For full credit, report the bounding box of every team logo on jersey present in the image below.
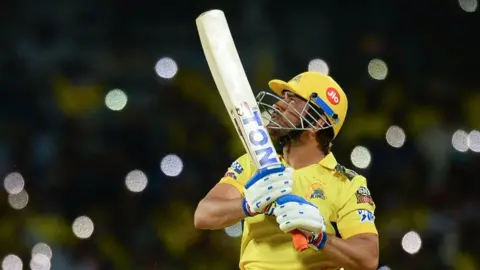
[230,161,244,174]
[306,182,326,200]
[310,188,325,200]
[357,209,375,223]
[355,186,374,206]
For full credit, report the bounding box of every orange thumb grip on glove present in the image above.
[291,230,309,251]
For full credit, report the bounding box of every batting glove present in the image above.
[274,194,328,250]
[242,164,293,216]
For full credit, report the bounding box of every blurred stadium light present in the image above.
[368,59,388,80]
[2,254,23,270]
[385,125,406,148]
[401,231,422,255]
[378,266,391,270]
[125,169,148,192]
[155,57,178,79]
[350,146,372,169]
[105,89,128,111]
[8,189,29,210]
[467,130,480,152]
[452,129,469,152]
[3,172,25,195]
[308,58,329,75]
[458,0,478,12]
[224,222,243,238]
[32,243,53,260]
[72,216,95,239]
[160,154,183,177]
[30,253,51,270]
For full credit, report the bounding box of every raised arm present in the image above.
[194,155,293,230]
[194,183,245,229]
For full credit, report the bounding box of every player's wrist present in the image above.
[309,232,328,250]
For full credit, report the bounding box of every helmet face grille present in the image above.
[255,91,336,132]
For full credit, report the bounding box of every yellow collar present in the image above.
[318,152,337,170]
[280,152,337,170]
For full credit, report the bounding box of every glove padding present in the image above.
[274,195,325,233]
[274,194,327,249]
[243,164,293,215]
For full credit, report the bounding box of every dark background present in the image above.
[0,0,479,269]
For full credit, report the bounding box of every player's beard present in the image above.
[266,111,301,140]
[267,126,289,141]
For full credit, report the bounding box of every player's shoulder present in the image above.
[232,153,252,167]
[332,163,366,184]
[228,153,253,175]
[331,163,373,205]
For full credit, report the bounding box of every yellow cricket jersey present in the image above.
[219,152,378,270]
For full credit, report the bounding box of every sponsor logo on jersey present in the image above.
[357,209,375,223]
[230,161,244,174]
[355,186,374,205]
[224,172,237,180]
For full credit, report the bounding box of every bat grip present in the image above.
[291,229,309,252]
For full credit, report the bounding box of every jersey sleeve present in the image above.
[218,154,253,196]
[335,175,378,239]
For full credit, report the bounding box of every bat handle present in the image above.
[291,230,309,252]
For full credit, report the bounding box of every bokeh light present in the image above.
[31,243,53,260]
[3,172,25,195]
[160,154,183,177]
[155,57,178,79]
[224,222,243,238]
[401,231,422,255]
[350,146,372,169]
[452,129,469,152]
[2,254,23,270]
[72,216,94,239]
[458,0,478,12]
[105,89,128,111]
[8,189,29,210]
[29,253,50,270]
[308,58,329,75]
[368,58,388,80]
[378,266,392,270]
[125,169,148,192]
[385,125,406,148]
[467,130,480,152]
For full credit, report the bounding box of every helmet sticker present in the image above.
[326,87,340,105]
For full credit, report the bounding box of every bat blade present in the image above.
[196,10,280,170]
[196,9,308,252]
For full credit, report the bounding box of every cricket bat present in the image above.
[196,9,309,252]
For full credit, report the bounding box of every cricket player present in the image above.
[194,72,379,270]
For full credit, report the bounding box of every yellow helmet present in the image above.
[267,72,348,139]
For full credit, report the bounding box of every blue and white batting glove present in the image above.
[274,194,328,250]
[242,164,293,216]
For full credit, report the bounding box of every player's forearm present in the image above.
[321,235,379,270]
[194,197,246,230]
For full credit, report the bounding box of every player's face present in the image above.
[267,91,309,138]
